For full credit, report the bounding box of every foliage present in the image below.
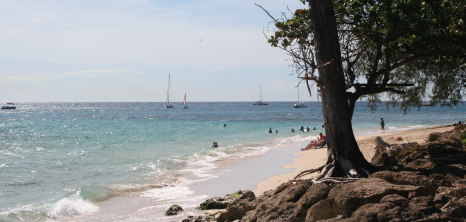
[461,131,466,145]
[261,0,466,114]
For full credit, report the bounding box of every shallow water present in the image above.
[0,102,463,221]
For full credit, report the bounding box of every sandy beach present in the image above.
[253,125,456,195]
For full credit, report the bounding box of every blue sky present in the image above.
[0,0,320,102]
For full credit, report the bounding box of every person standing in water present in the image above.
[269,127,272,133]
[380,118,385,131]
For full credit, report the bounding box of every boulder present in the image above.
[305,199,341,222]
[296,183,331,209]
[198,190,255,210]
[432,164,466,178]
[241,182,310,222]
[217,199,254,222]
[198,197,229,210]
[427,144,464,158]
[165,204,184,216]
[181,214,216,222]
[441,197,466,218]
[327,178,434,217]
[406,196,437,219]
[351,202,402,222]
[380,194,408,206]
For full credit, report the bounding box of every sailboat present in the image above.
[165,73,174,108]
[294,86,308,108]
[252,85,268,105]
[183,93,188,109]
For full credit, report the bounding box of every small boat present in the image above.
[252,85,268,105]
[183,93,188,109]
[1,103,16,110]
[293,86,308,108]
[166,73,174,108]
[421,101,432,106]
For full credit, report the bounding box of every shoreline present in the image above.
[253,125,455,195]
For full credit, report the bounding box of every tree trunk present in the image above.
[309,0,374,177]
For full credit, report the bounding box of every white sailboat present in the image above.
[294,86,307,108]
[166,73,174,108]
[252,85,268,105]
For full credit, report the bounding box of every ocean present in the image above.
[0,102,464,221]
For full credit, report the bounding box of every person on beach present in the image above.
[380,118,385,131]
[269,127,272,133]
[301,133,326,150]
[212,142,218,148]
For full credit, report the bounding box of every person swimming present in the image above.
[269,127,272,133]
[212,142,218,148]
[291,128,295,132]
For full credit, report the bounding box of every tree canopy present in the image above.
[260,0,466,115]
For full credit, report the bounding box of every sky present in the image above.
[0,0,321,102]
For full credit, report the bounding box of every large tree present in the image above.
[258,0,466,181]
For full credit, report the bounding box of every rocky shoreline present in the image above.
[178,125,466,222]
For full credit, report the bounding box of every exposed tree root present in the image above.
[290,161,363,184]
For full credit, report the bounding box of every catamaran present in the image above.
[183,93,188,109]
[252,85,268,105]
[166,73,174,108]
[293,86,308,108]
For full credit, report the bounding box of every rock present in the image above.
[371,170,434,187]
[427,144,464,158]
[380,194,408,206]
[198,197,229,210]
[441,197,466,218]
[406,196,437,219]
[305,199,341,222]
[165,204,184,216]
[217,199,254,222]
[182,214,216,222]
[241,182,310,222]
[351,202,402,222]
[327,178,435,217]
[296,183,331,209]
[432,164,466,178]
[198,190,255,210]
[229,190,256,201]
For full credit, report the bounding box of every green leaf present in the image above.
[461,131,466,144]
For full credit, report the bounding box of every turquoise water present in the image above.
[0,102,464,221]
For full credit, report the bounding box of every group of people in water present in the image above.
[270,125,324,134]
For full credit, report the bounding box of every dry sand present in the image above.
[253,125,455,195]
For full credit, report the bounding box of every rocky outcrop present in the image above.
[165,204,183,216]
[182,129,466,222]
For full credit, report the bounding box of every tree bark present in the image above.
[309,0,374,177]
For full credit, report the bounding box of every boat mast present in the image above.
[260,85,263,102]
[298,86,300,103]
[166,73,171,105]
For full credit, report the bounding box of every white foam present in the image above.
[47,194,99,219]
[141,186,194,200]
